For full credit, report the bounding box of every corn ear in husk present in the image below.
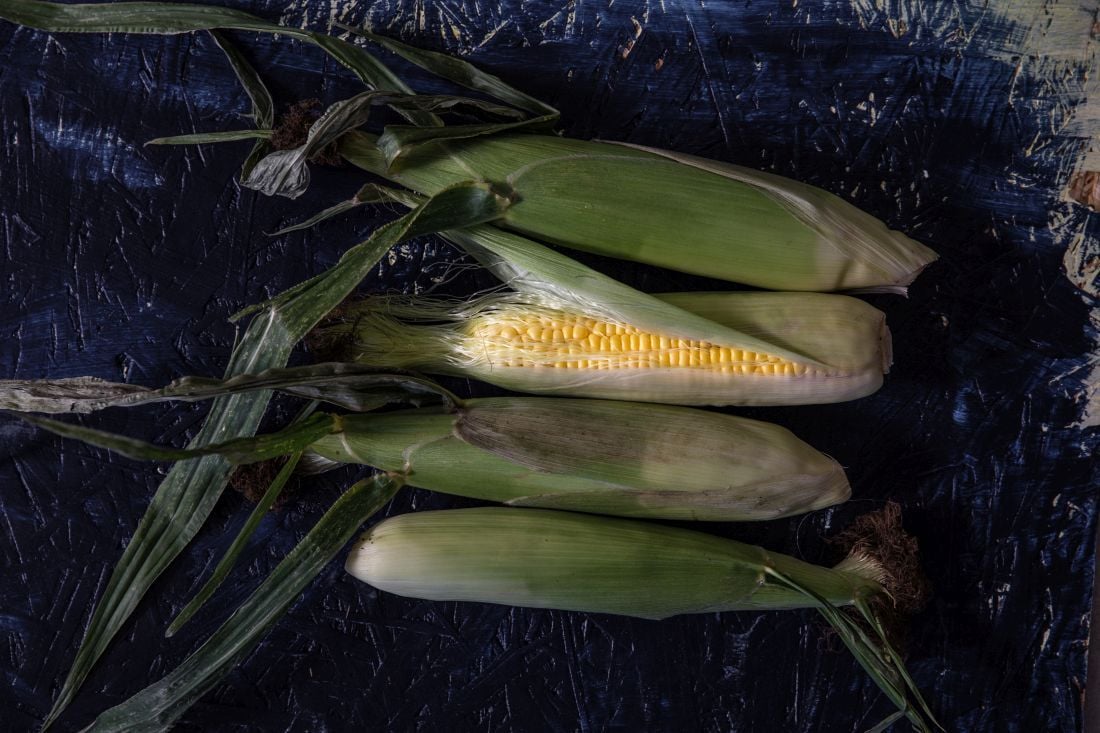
[308,396,851,521]
[347,507,875,616]
[339,131,937,293]
[13,386,851,522]
[345,506,938,731]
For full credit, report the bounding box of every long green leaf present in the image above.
[384,93,527,120]
[209,30,274,179]
[40,182,509,729]
[338,23,557,118]
[15,412,339,465]
[378,115,558,167]
[86,473,403,732]
[267,190,372,236]
[166,450,303,637]
[233,180,511,321]
[306,33,437,127]
[40,316,286,731]
[0,364,458,415]
[0,0,285,33]
[145,129,272,146]
[167,400,319,636]
[0,1,432,123]
[266,181,422,236]
[764,567,939,733]
[210,30,272,128]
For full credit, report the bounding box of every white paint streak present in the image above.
[1068,308,1100,428]
[991,1,1100,429]
[280,0,359,32]
[846,0,971,43]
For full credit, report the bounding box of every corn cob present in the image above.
[340,131,937,293]
[312,290,891,406]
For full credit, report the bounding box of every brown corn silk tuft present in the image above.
[228,457,297,507]
[830,502,932,649]
[271,99,343,166]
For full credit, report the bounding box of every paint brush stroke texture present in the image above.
[0,0,1097,731]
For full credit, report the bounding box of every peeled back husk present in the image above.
[311,290,892,406]
[339,131,937,293]
[308,396,850,521]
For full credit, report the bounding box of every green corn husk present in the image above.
[345,506,937,731]
[15,388,851,522]
[308,396,851,521]
[311,290,891,406]
[347,507,871,615]
[340,131,937,293]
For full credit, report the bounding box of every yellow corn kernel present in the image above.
[467,307,813,376]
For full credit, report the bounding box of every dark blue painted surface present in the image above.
[1,2,1097,731]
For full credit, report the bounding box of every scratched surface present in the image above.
[1,1,1098,731]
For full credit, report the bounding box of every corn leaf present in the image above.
[17,412,346,468]
[305,33,437,127]
[209,30,274,179]
[211,30,272,128]
[0,1,434,125]
[378,115,559,168]
[168,401,319,637]
[0,364,458,414]
[267,185,378,236]
[337,23,558,118]
[267,181,423,236]
[0,0,282,33]
[85,473,403,732]
[234,181,511,321]
[39,182,509,729]
[763,567,939,733]
[166,449,304,637]
[15,411,338,465]
[40,326,284,730]
[145,129,272,146]
[384,94,528,120]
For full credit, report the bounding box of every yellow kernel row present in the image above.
[471,310,808,375]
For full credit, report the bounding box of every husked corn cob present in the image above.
[312,291,891,406]
[340,131,937,293]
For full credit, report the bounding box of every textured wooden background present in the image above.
[1,1,1098,730]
